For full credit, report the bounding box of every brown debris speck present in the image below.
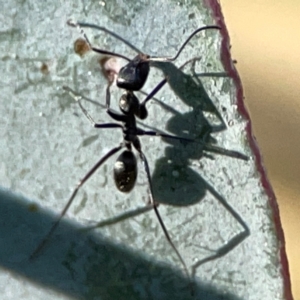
[74,38,91,57]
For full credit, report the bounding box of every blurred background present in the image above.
[221,1,300,298]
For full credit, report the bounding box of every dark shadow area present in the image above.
[147,61,249,274]
[150,60,226,133]
[149,60,234,206]
[0,188,243,300]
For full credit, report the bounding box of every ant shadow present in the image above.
[149,59,230,208]
[150,60,226,132]
[148,60,249,276]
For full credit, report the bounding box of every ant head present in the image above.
[117,54,150,91]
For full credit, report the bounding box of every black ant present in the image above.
[66,20,221,120]
[30,22,249,294]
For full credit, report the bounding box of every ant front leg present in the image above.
[63,86,99,126]
[63,86,122,130]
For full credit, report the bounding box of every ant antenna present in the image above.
[67,20,132,62]
[147,25,221,62]
[67,20,142,54]
[67,20,220,62]
[67,21,221,92]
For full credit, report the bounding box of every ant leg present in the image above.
[137,149,191,286]
[67,20,133,62]
[140,57,203,108]
[140,78,167,106]
[73,91,105,109]
[63,86,122,129]
[191,181,250,278]
[148,26,221,62]
[137,128,194,143]
[137,128,249,161]
[30,145,123,259]
[65,83,127,125]
[105,82,111,109]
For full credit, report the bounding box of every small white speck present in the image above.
[115,161,124,171]
[172,170,179,177]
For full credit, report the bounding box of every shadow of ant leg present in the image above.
[141,57,203,108]
[79,204,154,231]
[193,72,228,78]
[191,181,250,278]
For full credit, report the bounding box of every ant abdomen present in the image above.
[114,150,137,192]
